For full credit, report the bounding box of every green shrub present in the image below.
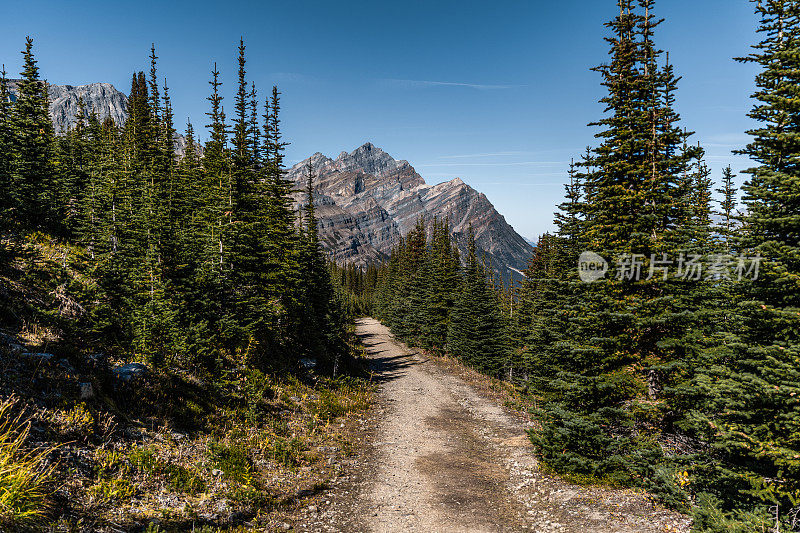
[93,448,126,478]
[89,477,134,502]
[208,441,253,484]
[59,402,95,441]
[128,446,157,473]
[161,462,205,494]
[129,446,205,494]
[312,389,348,421]
[270,436,303,468]
[691,493,776,532]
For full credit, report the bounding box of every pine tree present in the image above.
[715,165,738,253]
[447,227,506,376]
[11,37,56,230]
[203,63,230,274]
[684,1,800,521]
[525,4,705,505]
[419,218,460,354]
[297,163,338,366]
[0,65,14,228]
[261,86,303,349]
[262,86,296,273]
[55,97,90,235]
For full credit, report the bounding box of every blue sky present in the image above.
[1,0,760,240]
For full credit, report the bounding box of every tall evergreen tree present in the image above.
[685,1,800,522]
[0,65,14,227]
[447,228,507,376]
[419,218,460,354]
[526,4,706,508]
[11,37,56,230]
[298,163,337,365]
[715,165,738,253]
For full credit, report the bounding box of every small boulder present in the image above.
[79,382,94,400]
[299,358,317,370]
[112,363,150,382]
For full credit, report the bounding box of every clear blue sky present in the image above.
[1,0,760,240]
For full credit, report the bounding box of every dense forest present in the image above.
[0,37,372,531]
[355,1,800,530]
[0,38,347,372]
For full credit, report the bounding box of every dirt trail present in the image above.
[298,318,690,533]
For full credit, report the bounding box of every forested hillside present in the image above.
[0,37,373,531]
[359,1,800,530]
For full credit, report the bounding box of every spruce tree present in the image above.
[526,4,705,505]
[715,165,738,253]
[11,37,56,230]
[447,228,506,376]
[202,63,231,276]
[419,218,460,354]
[56,97,90,235]
[0,66,14,227]
[684,1,800,521]
[298,163,338,366]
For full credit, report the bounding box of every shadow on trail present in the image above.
[368,354,417,384]
[355,321,419,384]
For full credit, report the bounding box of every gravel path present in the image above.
[298,318,691,533]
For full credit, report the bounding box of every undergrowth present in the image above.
[0,397,56,529]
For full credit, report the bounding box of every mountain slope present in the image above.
[288,143,534,279]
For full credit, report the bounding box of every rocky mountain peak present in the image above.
[288,144,534,280]
[332,142,408,178]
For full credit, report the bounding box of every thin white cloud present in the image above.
[417,161,564,168]
[380,78,525,90]
[439,151,541,159]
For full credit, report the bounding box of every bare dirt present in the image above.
[297,318,691,533]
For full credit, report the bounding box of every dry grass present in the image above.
[0,396,56,529]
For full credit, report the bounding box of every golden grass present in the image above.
[0,396,56,528]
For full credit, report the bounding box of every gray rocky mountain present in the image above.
[288,143,534,279]
[6,79,128,132]
[6,79,194,154]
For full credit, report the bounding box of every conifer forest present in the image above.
[2,1,800,532]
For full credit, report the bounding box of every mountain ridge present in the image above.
[288,143,534,279]
[6,79,128,132]
[4,78,533,277]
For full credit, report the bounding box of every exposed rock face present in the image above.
[7,79,128,132]
[288,143,534,279]
[6,79,194,155]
